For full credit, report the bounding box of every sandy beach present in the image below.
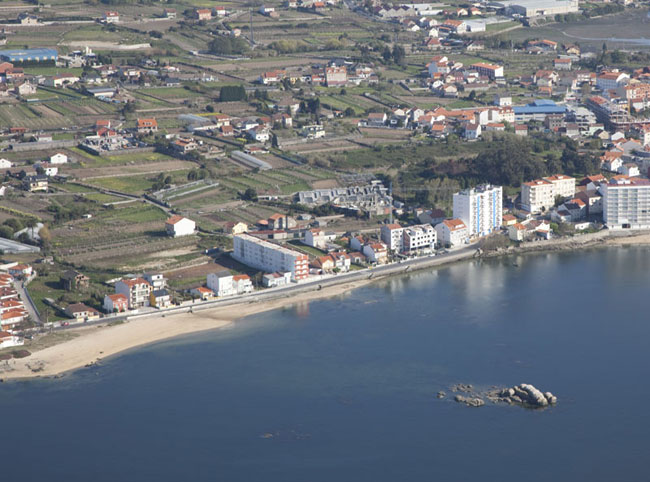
[0,278,372,381]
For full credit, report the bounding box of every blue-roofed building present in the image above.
[0,48,57,63]
[513,99,567,122]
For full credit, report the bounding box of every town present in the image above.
[1,0,650,355]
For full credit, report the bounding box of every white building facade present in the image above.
[233,234,309,281]
[435,219,469,247]
[403,224,436,252]
[453,185,503,237]
[380,224,404,252]
[602,178,650,230]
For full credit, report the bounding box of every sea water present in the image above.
[2,248,649,481]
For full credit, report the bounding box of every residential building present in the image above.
[330,252,351,272]
[435,218,468,247]
[362,243,388,264]
[23,175,48,192]
[103,11,119,23]
[61,270,89,291]
[403,224,436,253]
[380,224,404,252]
[66,303,100,322]
[453,185,503,237]
[225,221,248,235]
[311,255,335,273]
[190,287,213,300]
[150,289,172,308]
[115,278,152,309]
[8,264,32,278]
[262,272,292,288]
[0,331,23,349]
[521,175,575,213]
[472,62,504,80]
[207,271,253,296]
[233,234,309,281]
[103,293,129,313]
[194,8,212,20]
[143,273,166,290]
[602,177,650,230]
[304,228,335,250]
[137,118,158,134]
[325,66,347,86]
[165,215,195,237]
[597,71,629,92]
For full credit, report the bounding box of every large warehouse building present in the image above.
[493,0,579,17]
[0,48,58,62]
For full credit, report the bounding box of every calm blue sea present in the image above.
[2,248,650,481]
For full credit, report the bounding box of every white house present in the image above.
[165,215,195,237]
[380,223,404,252]
[304,228,335,250]
[435,218,468,247]
[0,159,12,169]
[49,152,68,164]
[207,271,253,297]
[362,242,388,264]
[262,271,291,288]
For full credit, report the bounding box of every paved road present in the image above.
[15,279,41,324]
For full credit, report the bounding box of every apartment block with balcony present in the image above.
[233,234,309,281]
[602,177,650,230]
[453,185,503,237]
[115,278,152,309]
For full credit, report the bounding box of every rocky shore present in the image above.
[446,383,557,409]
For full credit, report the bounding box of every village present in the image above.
[1,0,650,354]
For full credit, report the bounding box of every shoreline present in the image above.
[2,230,650,381]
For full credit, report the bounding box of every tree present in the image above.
[39,225,51,245]
[0,226,13,239]
[219,85,247,102]
[344,107,355,117]
[392,45,406,66]
[382,46,392,62]
[3,218,23,232]
[241,188,258,201]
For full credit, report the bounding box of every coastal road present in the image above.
[51,244,479,333]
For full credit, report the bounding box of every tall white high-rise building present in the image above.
[603,177,650,230]
[453,184,503,237]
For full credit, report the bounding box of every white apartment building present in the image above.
[521,175,575,213]
[453,185,503,237]
[380,224,404,252]
[435,218,469,247]
[143,272,166,290]
[233,234,309,281]
[207,271,253,296]
[115,278,152,309]
[403,224,436,252]
[602,177,650,230]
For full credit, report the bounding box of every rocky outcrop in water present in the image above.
[489,384,558,407]
[448,383,557,408]
[454,395,485,407]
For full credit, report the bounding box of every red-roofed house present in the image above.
[165,216,196,237]
[103,293,129,313]
[115,278,152,309]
